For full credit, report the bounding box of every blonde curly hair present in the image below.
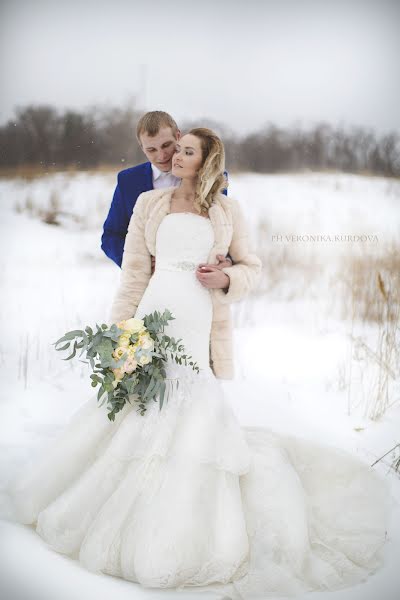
[187,128,228,215]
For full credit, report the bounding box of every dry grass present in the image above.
[371,443,400,477]
[341,246,400,420]
[340,242,400,323]
[253,219,323,300]
[0,164,118,181]
[15,188,91,227]
[14,190,64,226]
[40,190,62,225]
[253,218,400,421]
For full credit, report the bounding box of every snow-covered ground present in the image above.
[0,170,399,600]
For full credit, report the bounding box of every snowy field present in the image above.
[0,170,399,600]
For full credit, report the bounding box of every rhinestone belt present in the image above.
[156,260,198,272]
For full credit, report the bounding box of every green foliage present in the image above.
[54,310,199,421]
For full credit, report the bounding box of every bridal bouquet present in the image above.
[54,309,199,421]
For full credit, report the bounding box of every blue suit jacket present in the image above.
[101,161,228,267]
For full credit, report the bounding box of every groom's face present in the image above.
[139,126,181,172]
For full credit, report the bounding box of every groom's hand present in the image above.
[196,265,230,291]
[198,254,232,271]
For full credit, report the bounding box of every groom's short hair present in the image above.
[136,111,179,143]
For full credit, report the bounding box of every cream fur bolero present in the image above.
[110,187,262,379]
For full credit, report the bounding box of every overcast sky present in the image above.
[1,0,399,135]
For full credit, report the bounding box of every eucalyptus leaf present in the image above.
[55,342,70,352]
[54,309,199,419]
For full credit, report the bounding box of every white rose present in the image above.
[140,335,154,350]
[139,354,151,365]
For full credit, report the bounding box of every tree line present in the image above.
[0,104,399,177]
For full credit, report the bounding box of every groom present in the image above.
[101,110,232,285]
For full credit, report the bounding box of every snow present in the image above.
[0,170,399,600]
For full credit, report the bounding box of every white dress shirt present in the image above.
[151,164,181,189]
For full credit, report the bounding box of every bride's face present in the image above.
[171,134,203,179]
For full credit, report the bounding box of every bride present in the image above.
[10,128,391,599]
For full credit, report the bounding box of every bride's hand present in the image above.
[198,254,232,271]
[196,265,230,290]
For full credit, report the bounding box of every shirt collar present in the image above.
[151,163,172,181]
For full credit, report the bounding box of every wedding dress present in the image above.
[9,212,391,599]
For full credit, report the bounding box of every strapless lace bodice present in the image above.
[154,212,214,271]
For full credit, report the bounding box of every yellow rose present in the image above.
[126,345,137,358]
[113,346,127,360]
[120,318,145,334]
[118,332,131,348]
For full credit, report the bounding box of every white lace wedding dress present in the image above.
[10,213,391,599]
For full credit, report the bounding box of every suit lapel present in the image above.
[144,162,154,191]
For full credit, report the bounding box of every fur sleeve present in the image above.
[215,198,262,304]
[109,192,152,324]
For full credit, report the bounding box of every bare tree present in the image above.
[0,104,398,178]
